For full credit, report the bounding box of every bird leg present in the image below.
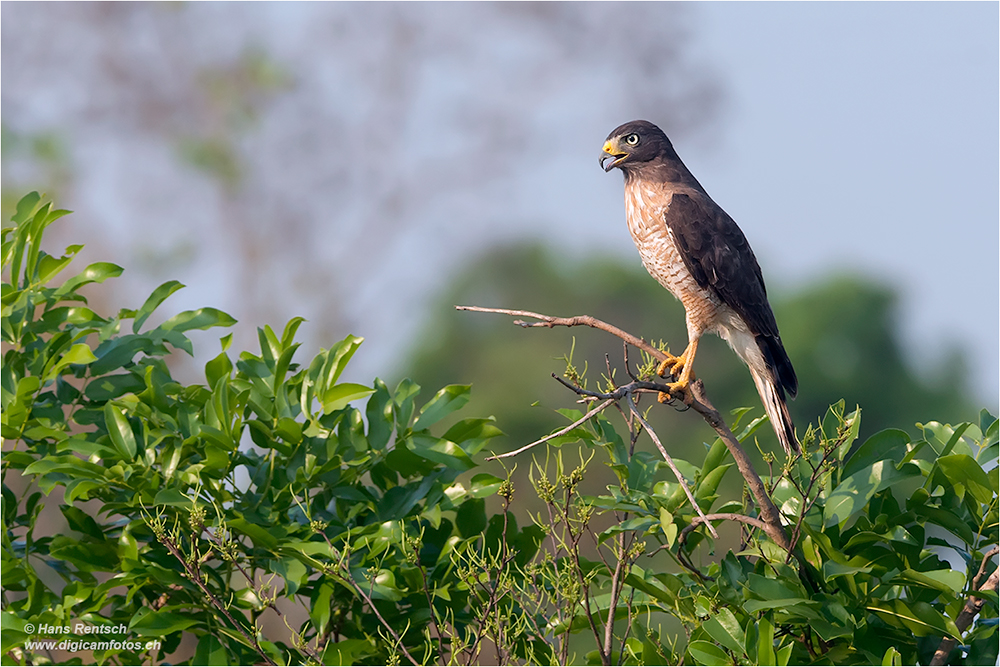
[656,338,699,402]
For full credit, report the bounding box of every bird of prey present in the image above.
[600,120,799,455]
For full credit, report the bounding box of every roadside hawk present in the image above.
[600,120,799,455]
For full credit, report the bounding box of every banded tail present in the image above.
[746,334,799,455]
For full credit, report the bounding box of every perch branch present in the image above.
[457,305,792,552]
[456,306,661,359]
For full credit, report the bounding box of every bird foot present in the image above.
[656,379,691,403]
[655,352,694,402]
[655,353,692,382]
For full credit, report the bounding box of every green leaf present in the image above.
[37,247,80,285]
[310,583,334,635]
[153,489,199,507]
[702,435,730,474]
[823,460,921,527]
[702,608,745,655]
[52,262,124,299]
[659,508,678,547]
[687,639,732,666]
[272,557,308,597]
[934,454,995,505]
[393,378,421,429]
[12,191,41,223]
[755,614,775,666]
[84,373,145,403]
[1,611,29,653]
[822,561,872,580]
[470,473,504,498]
[133,280,185,332]
[43,343,97,382]
[321,638,376,666]
[365,378,393,450]
[23,455,109,480]
[843,428,910,479]
[323,334,364,389]
[104,403,137,460]
[746,573,802,601]
[442,417,503,448]
[413,384,471,430]
[61,505,106,540]
[230,517,280,551]
[322,382,376,414]
[159,307,236,332]
[867,599,962,639]
[281,316,306,348]
[696,463,733,503]
[894,568,965,594]
[129,609,197,637]
[743,598,814,613]
[456,497,487,537]
[205,351,234,389]
[49,538,119,570]
[275,417,303,445]
[409,434,476,472]
[193,635,229,665]
[882,647,902,666]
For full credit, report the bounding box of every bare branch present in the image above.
[455,306,663,360]
[486,398,614,461]
[930,547,1000,665]
[625,394,718,539]
[679,512,771,539]
[158,531,277,666]
[459,305,792,552]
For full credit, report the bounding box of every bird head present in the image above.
[600,120,673,172]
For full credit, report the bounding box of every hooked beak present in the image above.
[600,139,627,172]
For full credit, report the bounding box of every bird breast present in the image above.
[622,177,727,338]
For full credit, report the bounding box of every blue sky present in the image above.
[684,2,999,402]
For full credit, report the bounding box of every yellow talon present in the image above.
[655,354,684,379]
[655,339,700,401]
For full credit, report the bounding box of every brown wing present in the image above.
[665,192,798,397]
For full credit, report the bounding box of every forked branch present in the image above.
[456,305,791,552]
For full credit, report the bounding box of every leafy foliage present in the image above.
[2,194,996,666]
[2,193,505,664]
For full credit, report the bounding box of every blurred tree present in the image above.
[0,2,722,381]
[774,275,974,438]
[403,243,978,458]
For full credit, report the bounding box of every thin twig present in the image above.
[159,532,276,666]
[343,567,421,666]
[602,532,628,664]
[674,513,772,581]
[486,398,614,460]
[679,512,771,540]
[318,534,420,666]
[625,394,718,539]
[456,306,662,360]
[414,550,448,667]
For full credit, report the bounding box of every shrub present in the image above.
[2,193,996,665]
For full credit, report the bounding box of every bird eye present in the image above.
[625,133,640,146]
